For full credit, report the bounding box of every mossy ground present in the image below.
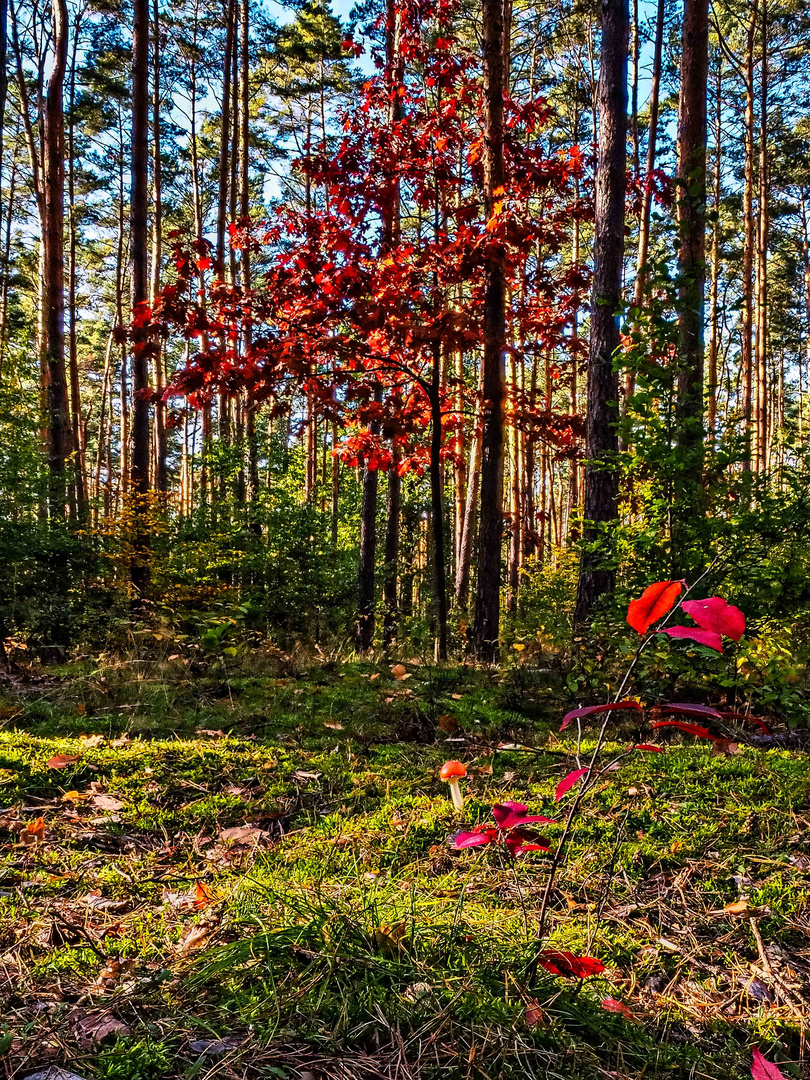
[0,652,807,1079]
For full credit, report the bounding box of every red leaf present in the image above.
[682,597,745,641]
[537,950,606,978]
[720,711,771,735]
[47,754,82,769]
[651,720,714,740]
[601,997,634,1019]
[555,768,589,801]
[633,743,663,753]
[492,802,556,829]
[627,581,683,634]
[454,829,495,849]
[560,700,642,731]
[658,625,724,652]
[653,702,723,719]
[751,1048,787,1080]
[525,1000,543,1027]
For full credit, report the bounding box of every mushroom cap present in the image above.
[440,759,467,781]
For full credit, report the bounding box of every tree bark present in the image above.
[130,0,151,599]
[673,0,709,502]
[356,0,403,651]
[574,0,628,624]
[741,0,758,471]
[67,11,85,519]
[43,0,70,521]
[473,0,508,661]
[151,0,167,495]
[707,53,722,443]
[754,0,768,474]
[383,452,401,650]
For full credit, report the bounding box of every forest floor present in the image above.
[0,652,808,1080]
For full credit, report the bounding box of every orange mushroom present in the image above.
[440,760,467,812]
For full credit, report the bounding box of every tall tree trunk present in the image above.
[673,0,709,538]
[239,0,259,525]
[215,0,234,509]
[707,53,722,443]
[67,12,85,520]
[331,420,339,545]
[573,0,629,624]
[43,0,70,521]
[473,0,508,661]
[130,0,151,599]
[625,0,664,403]
[383,452,401,650]
[754,0,768,474]
[151,0,167,495]
[356,399,380,651]
[800,192,810,444]
[356,0,403,651]
[741,0,758,471]
[430,345,449,660]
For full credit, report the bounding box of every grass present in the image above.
[0,650,807,1079]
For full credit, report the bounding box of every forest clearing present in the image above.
[0,0,809,1071]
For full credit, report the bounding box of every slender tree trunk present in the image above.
[43,0,70,521]
[630,0,639,179]
[707,54,722,443]
[331,420,339,545]
[673,0,709,528]
[473,0,508,661]
[67,13,85,520]
[754,0,768,474]
[356,399,380,651]
[151,0,167,495]
[741,0,758,470]
[800,193,810,444]
[574,0,629,624]
[130,0,151,599]
[215,0,234,509]
[356,0,403,651]
[0,149,15,377]
[507,350,520,612]
[383,451,401,650]
[430,348,449,660]
[625,0,664,403]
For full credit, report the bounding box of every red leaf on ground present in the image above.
[555,768,589,801]
[682,597,745,641]
[525,999,543,1027]
[560,700,642,731]
[651,720,715,739]
[47,753,81,769]
[751,1048,787,1080]
[627,581,683,634]
[658,625,724,651]
[538,950,606,978]
[601,996,634,1019]
[633,744,663,753]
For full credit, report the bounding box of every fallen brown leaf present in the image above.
[47,754,81,770]
[91,794,124,812]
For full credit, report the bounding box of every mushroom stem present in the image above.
[448,778,464,812]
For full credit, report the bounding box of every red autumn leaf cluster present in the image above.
[627,582,745,654]
[537,950,606,978]
[454,801,555,857]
